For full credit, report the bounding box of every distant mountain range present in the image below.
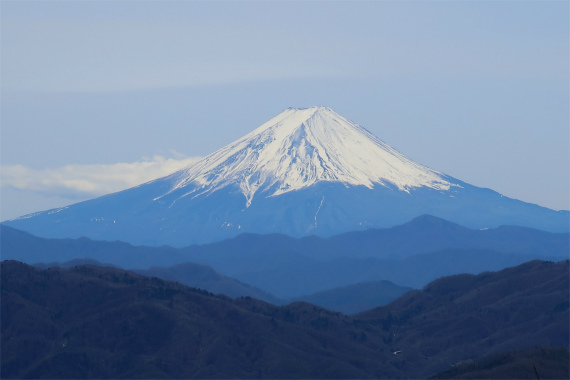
[4,107,568,246]
[292,280,412,315]
[32,258,283,306]
[3,215,567,299]
[2,259,568,379]
[32,257,414,315]
[3,105,567,379]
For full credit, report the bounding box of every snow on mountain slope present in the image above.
[159,107,457,207]
[4,106,568,247]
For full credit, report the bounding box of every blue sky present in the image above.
[1,1,569,220]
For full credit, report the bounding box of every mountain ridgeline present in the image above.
[2,260,568,379]
[2,215,567,299]
[3,107,568,246]
[2,106,568,378]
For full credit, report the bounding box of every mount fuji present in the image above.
[4,107,568,246]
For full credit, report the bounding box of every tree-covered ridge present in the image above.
[2,260,568,378]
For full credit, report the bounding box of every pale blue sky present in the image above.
[1,1,569,220]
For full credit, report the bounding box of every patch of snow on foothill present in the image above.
[158,107,457,206]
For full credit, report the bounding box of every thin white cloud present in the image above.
[1,155,200,197]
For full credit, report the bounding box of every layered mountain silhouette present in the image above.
[4,107,568,246]
[31,258,414,314]
[292,280,413,315]
[3,216,567,299]
[2,259,568,379]
[31,257,281,305]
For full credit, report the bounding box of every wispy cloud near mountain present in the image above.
[1,155,200,199]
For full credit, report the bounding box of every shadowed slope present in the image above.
[355,260,570,378]
[2,259,568,379]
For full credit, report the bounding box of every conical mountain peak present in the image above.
[5,107,568,247]
[161,107,456,207]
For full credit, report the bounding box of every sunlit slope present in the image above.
[5,107,568,246]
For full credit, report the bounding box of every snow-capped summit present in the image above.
[4,106,568,247]
[161,107,456,207]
